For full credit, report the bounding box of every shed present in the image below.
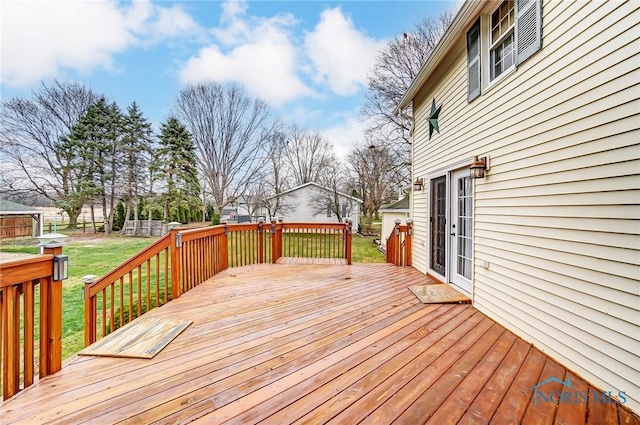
[379,196,410,250]
[0,199,44,240]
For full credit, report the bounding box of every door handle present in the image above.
[451,232,456,236]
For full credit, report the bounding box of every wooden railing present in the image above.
[83,234,172,346]
[277,222,352,264]
[386,220,412,266]
[84,221,353,345]
[0,246,63,401]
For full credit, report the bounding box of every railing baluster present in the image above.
[128,271,133,322]
[110,284,115,335]
[164,247,169,304]
[101,289,107,337]
[137,266,142,318]
[155,254,160,308]
[23,280,35,388]
[119,277,124,331]
[146,260,151,313]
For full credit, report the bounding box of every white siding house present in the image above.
[379,196,410,250]
[397,0,639,413]
[264,182,361,229]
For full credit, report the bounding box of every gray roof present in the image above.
[0,198,43,215]
[270,182,363,203]
[380,196,409,211]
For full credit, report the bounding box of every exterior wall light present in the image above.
[413,177,424,191]
[470,156,489,179]
[53,254,69,281]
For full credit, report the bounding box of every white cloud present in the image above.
[304,8,385,96]
[321,115,369,159]
[147,4,202,40]
[1,0,201,86]
[180,0,313,106]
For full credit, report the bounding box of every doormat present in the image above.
[409,284,471,304]
[79,317,192,359]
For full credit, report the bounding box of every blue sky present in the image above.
[1,0,456,156]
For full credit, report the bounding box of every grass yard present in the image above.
[1,236,159,358]
[352,234,386,263]
[1,230,385,359]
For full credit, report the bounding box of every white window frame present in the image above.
[489,0,516,82]
[467,0,542,101]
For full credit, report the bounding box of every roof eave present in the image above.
[395,0,484,115]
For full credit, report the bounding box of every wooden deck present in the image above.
[1,263,637,424]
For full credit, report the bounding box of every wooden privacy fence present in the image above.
[386,220,412,266]
[0,216,34,240]
[84,221,353,346]
[0,246,64,401]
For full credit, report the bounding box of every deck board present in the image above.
[0,263,637,425]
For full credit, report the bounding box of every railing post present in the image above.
[82,275,97,347]
[278,219,284,260]
[406,220,413,266]
[222,224,229,270]
[41,244,63,378]
[345,220,353,265]
[271,220,278,263]
[393,220,401,266]
[257,220,264,264]
[170,229,182,300]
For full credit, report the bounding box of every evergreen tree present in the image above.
[120,102,154,235]
[151,117,201,224]
[64,97,122,234]
[113,201,125,231]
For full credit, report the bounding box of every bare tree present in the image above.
[175,83,271,215]
[0,80,99,227]
[309,164,356,223]
[348,143,400,234]
[285,125,335,185]
[255,126,295,219]
[362,11,453,173]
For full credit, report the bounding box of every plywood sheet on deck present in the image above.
[409,284,470,304]
[276,257,348,265]
[78,317,191,359]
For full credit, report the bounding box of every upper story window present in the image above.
[490,0,515,81]
[467,0,542,102]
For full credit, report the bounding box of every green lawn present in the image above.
[1,236,159,358]
[1,231,385,359]
[352,234,386,263]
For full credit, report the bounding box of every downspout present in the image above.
[399,110,415,139]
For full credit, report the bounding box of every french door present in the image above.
[429,169,473,297]
[449,169,473,296]
[430,176,447,276]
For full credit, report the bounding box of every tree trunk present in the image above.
[108,191,116,234]
[102,198,110,234]
[63,206,82,229]
[133,201,140,235]
[90,205,96,234]
[120,203,131,235]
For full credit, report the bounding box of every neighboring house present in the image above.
[262,182,362,229]
[0,198,44,240]
[397,0,639,413]
[379,195,410,250]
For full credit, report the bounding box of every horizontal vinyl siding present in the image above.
[411,0,640,412]
[410,183,429,274]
